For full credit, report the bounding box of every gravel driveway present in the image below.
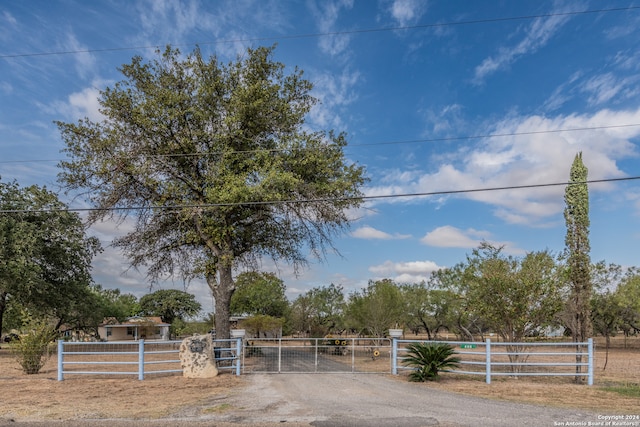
[1,373,598,427]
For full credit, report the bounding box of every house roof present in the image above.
[99,316,170,327]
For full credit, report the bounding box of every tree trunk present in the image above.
[207,263,236,340]
[457,322,474,341]
[420,318,432,340]
[0,292,7,339]
[603,334,610,371]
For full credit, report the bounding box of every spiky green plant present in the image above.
[403,342,460,382]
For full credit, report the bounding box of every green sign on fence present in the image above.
[460,344,477,349]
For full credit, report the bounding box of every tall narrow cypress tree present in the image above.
[564,152,592,380]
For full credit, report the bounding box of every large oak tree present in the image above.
[57,46,366,338]
[0,179,101,334]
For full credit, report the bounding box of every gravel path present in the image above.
[1,373,599,427]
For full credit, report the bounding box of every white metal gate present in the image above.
[242,337,392,373]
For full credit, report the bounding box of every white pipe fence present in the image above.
[56,336,594,384]
[391,338,594,385]
[57,338,242,380]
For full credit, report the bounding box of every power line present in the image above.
[0,176,637,214]
[1,6,638,59]
[2,122,639,165]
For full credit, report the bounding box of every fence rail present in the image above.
[392,338,594,385]
[57,338,242,380]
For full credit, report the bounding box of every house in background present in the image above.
[98,316,170,341]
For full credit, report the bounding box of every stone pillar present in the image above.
[179,334,219,378]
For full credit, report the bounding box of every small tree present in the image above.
[462,244,563,344]
[458,244,564,372]
[591,291,623,370]
[563,152,592,382]
[346,279,404,338]
[616,271,640,344]
[231,272,289,318]
[139,289,202,325]
[290,284,346,337]
[12,319,57,374]
[242,314,285,338]
[403,342,460,382]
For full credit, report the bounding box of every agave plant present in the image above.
[403,342,460,382]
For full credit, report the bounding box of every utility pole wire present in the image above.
[0,176,638,214]
[1,6,638,59]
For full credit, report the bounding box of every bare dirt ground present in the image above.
[0,336,638,426]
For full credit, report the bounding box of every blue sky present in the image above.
[2,1,640,311]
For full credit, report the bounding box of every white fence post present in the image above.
[587,338,594,386]
[235,337,242,376]
[389,329,403,375]
[278,337,282,373]
[138,339,145,380]
[351,338,355,373]
[392,337,398,375]
[57,340,64,381]
[314,338,319,370]
[485,338,491,385]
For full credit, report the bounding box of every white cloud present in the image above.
[132,0,290,60]
[309,0,355,57]
[309,68,361,129]
[45,84,106,122]
[420,225,523,254]
[542,71,583,112]
[0,81,12,95]
[472,7,573,84]
[2,11,16,25]
[581,73,640,106]
[389,0,428,27]
[0,11,17,41]
[422,103,464,135]
[369,108,640,224]
[369,259,443,283]
[62,31,97,80]
[137,0,204,43]
[351,226,411,240]
[420,225,488,247]
[604,15,640,40]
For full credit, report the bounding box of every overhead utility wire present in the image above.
[1,122,639,165]
[0,176,638,214]
[1,6,638,59]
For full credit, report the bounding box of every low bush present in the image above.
[403,342,460,382]
[12,321,57,374]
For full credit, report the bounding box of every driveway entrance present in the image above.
[242,337,392,373]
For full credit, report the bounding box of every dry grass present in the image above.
[0,348,243,421]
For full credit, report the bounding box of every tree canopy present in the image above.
[139,289,202,324]
[56,45,367,338]
[347,279,404,338]
[290,284,345,337]
[461,243,563,342]
[0,179,101,334]
[230,271,288,318]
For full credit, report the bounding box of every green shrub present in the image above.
[12,321,57,374]
[403,342,460,382]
